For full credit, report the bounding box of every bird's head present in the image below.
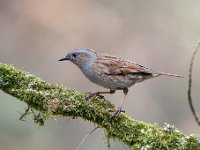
[59,48,96,69]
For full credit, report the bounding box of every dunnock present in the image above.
[59,48,182,116]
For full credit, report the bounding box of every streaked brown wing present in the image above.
[95,54,152,75]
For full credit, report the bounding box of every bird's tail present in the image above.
[153,71,183,78]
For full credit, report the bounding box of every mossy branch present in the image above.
[0,63,200,150]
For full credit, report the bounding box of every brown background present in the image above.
[0,0,200,150]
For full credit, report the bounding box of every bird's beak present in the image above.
[58,56,70,61]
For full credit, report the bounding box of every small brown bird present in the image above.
[59,48,182,116]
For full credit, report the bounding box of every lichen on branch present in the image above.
[0,63,200,150]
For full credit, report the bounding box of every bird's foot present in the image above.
[85,92,105,101]
[108,107,125,119]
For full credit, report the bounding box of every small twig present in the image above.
[19,106,30,121]
[76,126,99,150]
[188,42,200,125]
[30,108,36,117]
[30,108,44,126]
[104,133,111,150]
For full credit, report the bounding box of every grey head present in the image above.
[59,48,97,69]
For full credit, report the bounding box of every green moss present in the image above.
[0,63,200,150]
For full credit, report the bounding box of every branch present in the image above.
[188,42,200,125]
[0,63,200,150]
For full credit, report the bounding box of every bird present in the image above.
[59,48,182,116]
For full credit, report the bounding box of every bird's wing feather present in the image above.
[95,54,152,75]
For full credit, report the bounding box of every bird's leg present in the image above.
[95,89,116,96]
[85,90,115,100]
[111,88,128,117]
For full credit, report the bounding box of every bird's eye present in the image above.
[72,53,77,58]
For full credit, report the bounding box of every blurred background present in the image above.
[0,0,200,150]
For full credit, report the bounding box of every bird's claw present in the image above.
[84,92,105,101]
[109,107,125,119]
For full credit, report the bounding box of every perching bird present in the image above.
[59,48,182,116]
